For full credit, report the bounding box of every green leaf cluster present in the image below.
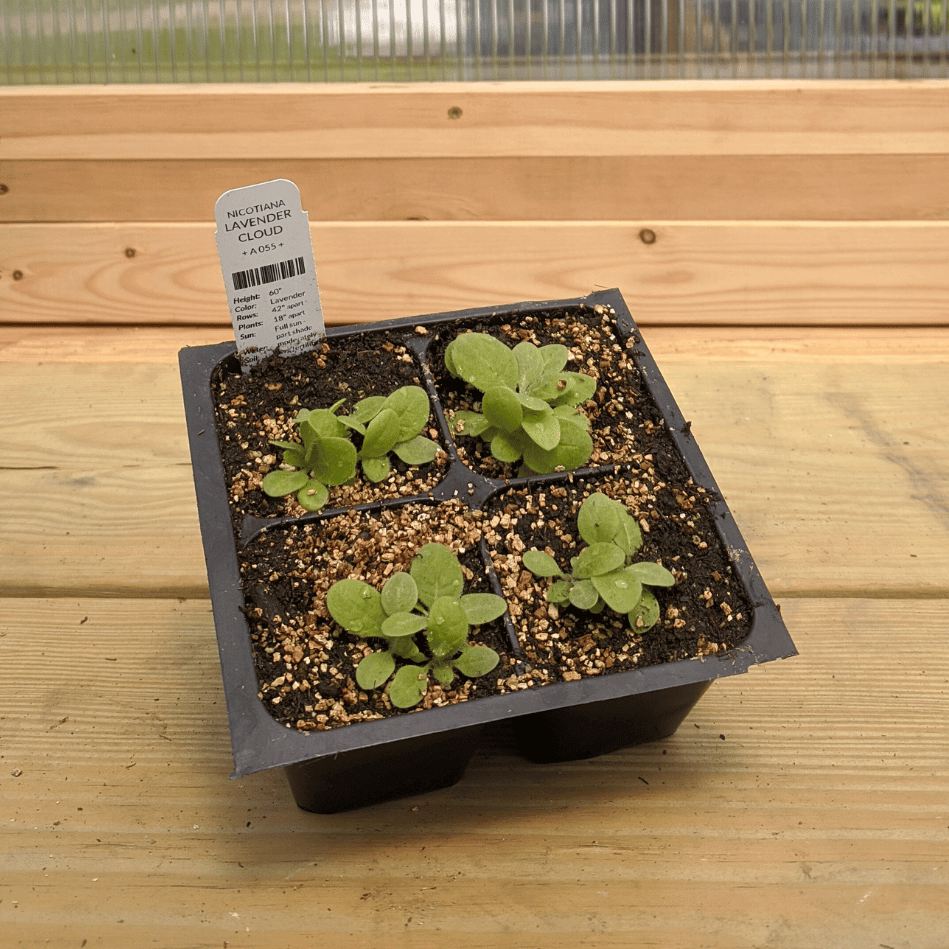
[445,332,597,474]
[523,493,676,633]
[260,386,439,511]
[326,543,506,708]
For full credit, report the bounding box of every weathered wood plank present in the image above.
[6,153,949,223]
[4,221,949,327]
[4,81,948,160]
[0,352,947,598]
[1,597,946,948]
[0,325,235,363]
[4,324,949,365]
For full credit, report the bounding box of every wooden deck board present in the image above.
[4,324,949,364]
[2,597,946,948]
[4,77,948,949]
[4,221,949,327]
[2,336,947,598]
[9,154,949,224]
[6,82,949,161]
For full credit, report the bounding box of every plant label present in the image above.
[214,179,325,370]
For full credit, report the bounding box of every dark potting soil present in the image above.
[239,501,518,731]
[482,470,752,680]
[218,303,754,734]
[428,303,664,478]
[210,330,451,533]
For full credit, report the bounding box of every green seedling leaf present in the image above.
[389,664,429,708]
[381,611,429,638]
[458,592,507,625]
[261,468,309,498]
[361,454,390,483]
[329,543,505,706]
[445,332,519,392]
[360,407,401,459]
[515,391,550,412]
[591,569,644,614]
[300,408,347,441]
[381,571,419,615]
[549,371,597,407]
[426,597,469,659]
[577,492,622,545]
[489,430,524,464]
[393,434,439,466]
[282,448,306,469]
[523,549,562,578]
[384,385,430,441]
[454,644,500,677]
[540,343,569,374]
[355,651,396,690]
[628,588,661,632]
[326,579,387,637]
[269,439,301,453]
[554,403,591,429]
[352,395,386,424]
[628,562,676,587]
[308,436,358,487]
[481,385,524,433]
[521,406,560,450]
[569,578,600,611]
[296,480,329,511]
[337,416,367,437]
[450,410,492,438]
[513,340,547,389]
[444,339,460,377]
[528,372,574,403]
[522,419,593,474]
[432,661,456,687]
[547,580,572,605]
[411,543,464,607]
[613,510,643,556]
[391,637,427,662]
[572,542,626,579]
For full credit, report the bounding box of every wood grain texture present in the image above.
[6,153,949,223]
[4,221,949,327]
[1,347,947,598]
[4,81,949,160]
[0,362,206,597]
[4,324,949,364]
[4,79,947,949]
[1,597,946,949]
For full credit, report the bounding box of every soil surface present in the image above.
[211,331,451,533]
[429,303,656,477]
[240,502,516,731]
[213,303,755,734]
[482,470,751,683]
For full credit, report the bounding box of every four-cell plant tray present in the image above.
[179,289,796,813]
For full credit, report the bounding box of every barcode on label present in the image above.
[232,256,306,291]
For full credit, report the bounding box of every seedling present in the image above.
[445,332,596,474]
[523,492,675,632]
[326,543,505,708]
[261,385,439,511]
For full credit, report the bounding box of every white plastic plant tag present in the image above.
[214,179,325,371]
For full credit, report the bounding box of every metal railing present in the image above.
[2,0,947,82]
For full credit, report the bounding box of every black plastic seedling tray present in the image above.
[179,289,796,813]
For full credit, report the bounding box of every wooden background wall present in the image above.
[3,80,949,332]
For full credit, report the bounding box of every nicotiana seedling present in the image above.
[261,385,439,511]
[444,332,597,474]
[523,492,675,632]
[326,543,506,709]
